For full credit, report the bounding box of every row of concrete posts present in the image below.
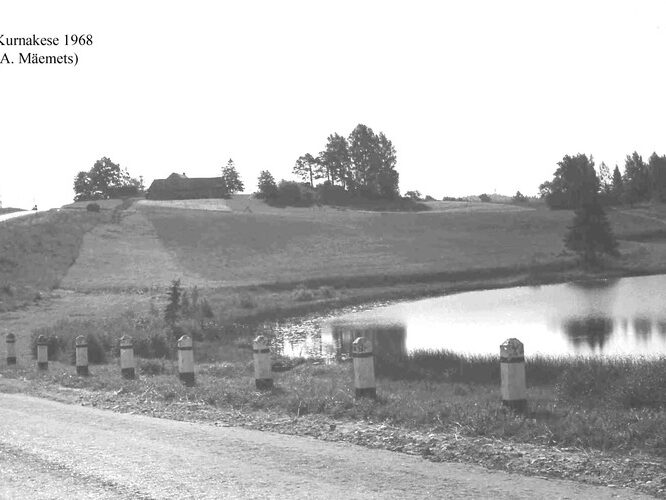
[6,333,528,410]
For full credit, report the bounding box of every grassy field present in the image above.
[143,197,666,288]
[0,209,105,311]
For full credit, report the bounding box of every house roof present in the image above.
[148,174,225,192]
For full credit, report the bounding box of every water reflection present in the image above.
[273,274,666,358]
[326,321,407,360]
[563,317,613,351]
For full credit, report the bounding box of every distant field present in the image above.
[136,199,231,212]
[0,207,24,215]
[421,200,533,213]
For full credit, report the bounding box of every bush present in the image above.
[30,332,67,361]
[86,203,101,212]
[132,333,172,359]
[267,181,316,207]
[237,292,257,309]
[138,358,167,376]
[67,332,108,364]
[291,286,316,302]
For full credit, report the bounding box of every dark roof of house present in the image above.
[147,174,225,192]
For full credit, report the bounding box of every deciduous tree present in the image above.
[73,157,142,201]
[256,170,278,199]
[539,154,599,209]
[221,158,244,195]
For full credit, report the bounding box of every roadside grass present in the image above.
[0,209,106,311]
[5,328,665,456]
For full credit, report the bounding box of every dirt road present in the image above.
[0,393,649,499]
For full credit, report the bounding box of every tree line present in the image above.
[539,151,666,209]
[292,124,400,199]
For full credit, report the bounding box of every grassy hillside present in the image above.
[0,209,105,311]
[143,200,666,288]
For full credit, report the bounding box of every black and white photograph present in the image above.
[1,1,665,498]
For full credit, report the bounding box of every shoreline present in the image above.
[216,260,666,328]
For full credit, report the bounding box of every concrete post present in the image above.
[6,333,16,365]
[352,336,376,398]
[36,334,48,370]
[252,335,273,390]
[500,338,527,413]
[75,335,89,376]
[177,335,195,387]
[119,335,135,380]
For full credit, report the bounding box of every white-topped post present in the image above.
[177,335,195,386]
[500,338,527,413]
[352,336,376,398]
[6,333,16,365]
[36,334,48,370]
[75,335,89,376]
[252,335,273,390]
[119,335,135,380]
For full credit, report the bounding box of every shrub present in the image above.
[133,333,172,359]
[291,286,316,302]
[237,292,257,309]
[30,332,67,361]
[138,358,167,376]
[268,181,316,207]
[67,332,108,364]
[86,203,101,212]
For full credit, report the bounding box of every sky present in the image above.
[1,1,666,210]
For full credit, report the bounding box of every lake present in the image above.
[274,274,666,359]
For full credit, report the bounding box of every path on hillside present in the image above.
[60,206,227,291]
[0,393,649,500]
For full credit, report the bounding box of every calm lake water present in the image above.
[275,274,666,359]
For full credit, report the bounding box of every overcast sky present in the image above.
[1,1,665,209]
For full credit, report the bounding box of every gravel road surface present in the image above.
[0,393,649,499]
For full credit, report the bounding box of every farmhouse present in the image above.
[146,173,227,200]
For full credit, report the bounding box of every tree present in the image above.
[598,162,612,194]
[540,154,599,209]
[292,153,321,187]
[479,193,491,202]
[564,197,619,267]
[73,157,142,201]
[611,165,623,202]
[512,191,527,203]
[256,170,278,200]
[221,159,244,195]
[319,134,351,187]
[622,151,650,206]
[648,152,666,202]
[404,190,422,200]
[347,124,400,198]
